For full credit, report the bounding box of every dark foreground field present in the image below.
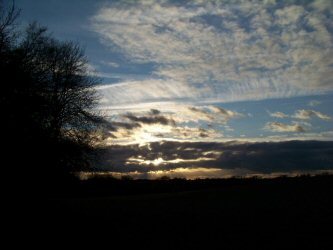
[26,175,333,248]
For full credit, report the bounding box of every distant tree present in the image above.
[159,176,171,180]
[121,175,134,181]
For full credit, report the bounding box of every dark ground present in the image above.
[17,175,333,249]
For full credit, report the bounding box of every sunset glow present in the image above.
[17,0,333,179]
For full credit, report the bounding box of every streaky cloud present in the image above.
[269,111,289,119]
[293,109,331,120]
[123,113,176,126]
[91,0,333,105]
[94,140,333,178]
[264,122,305,132]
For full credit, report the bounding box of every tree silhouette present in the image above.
[0,1,19,54]
[1,1,104,189]
[20,23,102,146]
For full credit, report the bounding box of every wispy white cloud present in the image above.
[208,106,243,119]
[91,0,333,105]
[264,121,306,132]
[293,109,331,120]
[269,111,289,119]
[100,60,119,68]
[308,100,321,107]
[267,109,331,121]
[95,79,201,106]
[182,105,243,124]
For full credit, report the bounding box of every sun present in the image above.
[151,157,164,166]
[133,124,173,146]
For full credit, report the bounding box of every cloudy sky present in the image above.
[16,0,333,179]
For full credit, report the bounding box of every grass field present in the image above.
[30,175,333,248]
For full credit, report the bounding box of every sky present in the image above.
[15,0,333,179]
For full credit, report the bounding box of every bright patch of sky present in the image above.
[16,0,333,145]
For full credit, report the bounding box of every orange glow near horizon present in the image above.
[125,156,216,166]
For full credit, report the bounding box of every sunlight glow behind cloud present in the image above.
[86,1,333,179]
[14,0,333,179]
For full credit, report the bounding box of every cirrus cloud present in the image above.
[269,111,289,119]
[264,122,305,133]
[91,0,333,106]
[293,109,331,120]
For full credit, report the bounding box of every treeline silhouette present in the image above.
[0,2,104,192]
[62,173,333,197]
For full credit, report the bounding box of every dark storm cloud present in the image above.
[198,128,209,138]
[123,113,176,126]
[188,106,209,114]
[103,121,141,132]
[199,132,209,138]
[96,121,142,139]
[187,107,212,120]
[96,140,333,174]
[111,121,141,130]
[150,109,161,115]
